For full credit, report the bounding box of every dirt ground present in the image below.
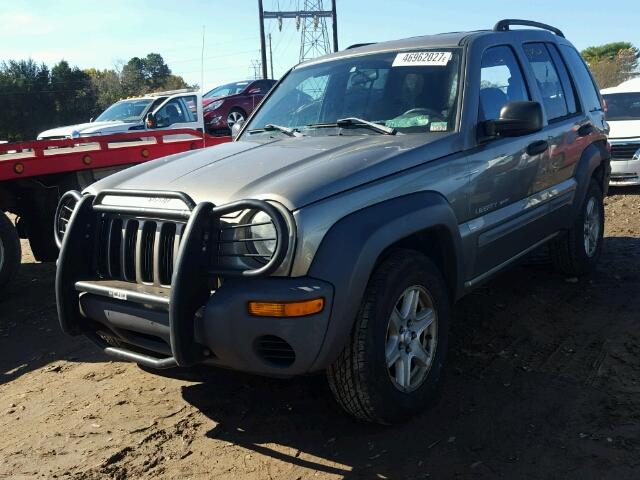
[1,188,639,480]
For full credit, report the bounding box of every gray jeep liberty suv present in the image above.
[56,19,611,424]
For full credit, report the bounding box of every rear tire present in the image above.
[327,249,450,424]
[549,178,604,276]
[0,212,21,294]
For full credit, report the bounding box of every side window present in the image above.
[546,44,577,114]
[181,96,197,121]
[559,45,603,113]
[479,46,529,121]
[523,43,570,121]
[155,98,189,127]
[253,81,274,94]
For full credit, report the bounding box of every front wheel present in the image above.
[226,109,246,129]
[0,212,21,294]
[549,178,604,276]
[327,250,450,424]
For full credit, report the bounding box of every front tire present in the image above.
[327,249,450,424]
[549,178,604,276]
[0,212,21,293]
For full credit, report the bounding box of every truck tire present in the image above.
[327,249,450,424]
[549,178,604,276]
[0,212,21,293]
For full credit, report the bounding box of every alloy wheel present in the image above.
[583,196,600,258]
[227,111,245,128]
[385,285,438,392]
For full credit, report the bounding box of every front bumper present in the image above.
[77,276,333,376]
[56,189,331,377]
[610,158,640,186]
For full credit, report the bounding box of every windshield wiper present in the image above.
[261,124,303,137]
[336,117,396,135]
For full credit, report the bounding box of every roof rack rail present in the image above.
[346,43,375,50]
[493,19,565,38]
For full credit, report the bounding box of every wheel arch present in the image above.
[574,139,610,211]
[307,191,464,371]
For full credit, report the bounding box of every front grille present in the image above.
[97,215,185,286]
[610,143,640,161]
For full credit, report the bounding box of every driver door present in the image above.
[151,92,203,133]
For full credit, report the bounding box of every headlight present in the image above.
[204,100,224,112]
[634,148,640,161]
[248,210,277,257]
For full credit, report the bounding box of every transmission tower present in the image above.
[298,0,331,62]
[258,0,338,78]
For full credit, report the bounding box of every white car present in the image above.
[37,90,203,140]
[601,78,640,186]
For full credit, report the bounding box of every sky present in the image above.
[1,0,639,92]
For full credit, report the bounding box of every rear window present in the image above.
[602,92,640,121]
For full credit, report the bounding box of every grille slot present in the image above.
[611,143,640,161]
[158,223,177,285]
[255,335,296,367]
[98,217,185,287]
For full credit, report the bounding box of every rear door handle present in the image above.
[527,140,549,156]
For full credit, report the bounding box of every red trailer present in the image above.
[0,129,230,291]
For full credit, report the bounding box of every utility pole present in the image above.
[331,0,338,51]
[258,0,268,79]
[268,33,274,79]
[258,0,338,66]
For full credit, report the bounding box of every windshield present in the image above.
[603,92,640,121]
[204,81,250,99]
[95,98,154,122]
[244,49,461,137]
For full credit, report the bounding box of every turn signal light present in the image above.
[248,298,325,317]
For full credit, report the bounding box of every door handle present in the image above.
[578,123,594,137]
[527,140,549,156]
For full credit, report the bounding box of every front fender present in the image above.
[307,191,463,371]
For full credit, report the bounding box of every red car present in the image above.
[203,79,276,134]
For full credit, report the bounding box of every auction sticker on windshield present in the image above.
[393,52,452,67]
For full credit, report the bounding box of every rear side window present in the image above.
[559,45,603,113]
[479,46,529,121]
[523,43,572,121]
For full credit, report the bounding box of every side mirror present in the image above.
[145,112,156,129]
[248,88,261,95]
[89,117,94,123]
[231,119,245,139]
[482,101,543,138]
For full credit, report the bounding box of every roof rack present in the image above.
[346,43,375,50]
[493,19,564,38]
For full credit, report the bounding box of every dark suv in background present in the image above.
[56,20,610,424]
[203,79,276,134]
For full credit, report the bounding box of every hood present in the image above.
[607,119,640,140]
[37,120,139,139]
[86,133,457,210]
[203,93,239,106]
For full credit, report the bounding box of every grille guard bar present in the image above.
[56,189,291,367]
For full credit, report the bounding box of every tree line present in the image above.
[581,42,639,89]
[0,53,193,141]
[0,43,638,142]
